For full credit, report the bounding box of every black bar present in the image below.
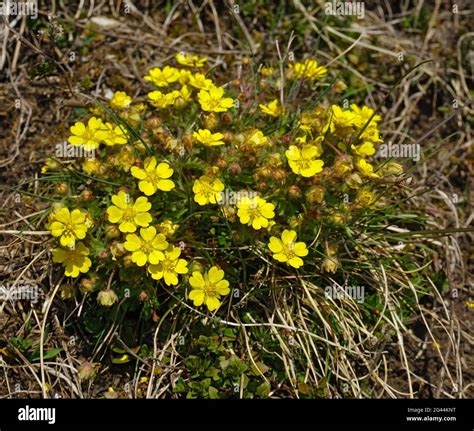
[0,399,471,427]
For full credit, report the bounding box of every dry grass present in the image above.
[0,0,472,399]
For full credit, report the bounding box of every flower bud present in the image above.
[183,133,194,151]
[322,244,339,273]
[379,162,404,176]
[55,183,69,195]
[222,113,232,123]
[334,156,353,177]
[123,254,134,267]
[345,173,363,189]
[78,361,97,381]
[333,80,347,93]
[203,113,219,130]
[138,291,149,302]
[188,261,203,274]
[110,241,126,260]
[80,189,93,201]
[216,158,228,169]
[306,185,325,204]
[80,277,96,293]
[222,205,236,223]
[98,249,109,260]
[97,289,118,307]
[288,184,302,199]
[145,116,161,129]
[228,162,241,175]
[268,153,282,166]
[273,168,286,181]
[60,283,75,300]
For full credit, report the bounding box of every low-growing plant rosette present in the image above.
[43,53,404,315]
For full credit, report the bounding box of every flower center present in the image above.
[122,207,135,222]
[83,128,96,142]
[208,98,221,110]
[247,205,262,220]
[162,259,175,272]
[285,242,296,259]
[141,241,153,254]
[202,283,217,296]
[298,159,312,170]
[146,171,161,184]
[200,181,215,197]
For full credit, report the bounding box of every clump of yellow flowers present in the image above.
[44,53,403,313]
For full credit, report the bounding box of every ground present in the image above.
[0,0,472,399]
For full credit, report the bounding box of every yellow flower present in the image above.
[52,242,92,278]
[360,126,383,143]
[193,175,225,205]
[198,86,234,112]
[157,219,179,237]
[193,129,225,147]
[285,145,324,177]
[103,123,129,146]
[178,69,192,85]
[40,158,58,174]
[245,129,268,146]
[176,52,208,68]
[356,158,379,178]
[350,104,381,129]
[110,91,132,110]
[260,66,274,77]
[333,157,353,177]
[144,66,180,87]
[327,105,356,133]
[148,90,179,109]
[131,157,175,196]
[288,59,327,80]
[355,187,376,207]
[49,208,89,247]
[188,72,214,90]
[177,85,192,103]
[114,146,136,171]
[148,246,188,285]
[124,226,169,266]
[82,158,103,175]
[188,266,230,311]
[237,196,275,230]
[268,229,308,268]
[68,117,108,151]
[106,191,152,233]
[259,99,282,117]
[351,141,376,157]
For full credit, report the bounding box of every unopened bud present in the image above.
[97,289,118,307]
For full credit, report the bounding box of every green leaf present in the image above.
[208,386,219,399]
[30,347,63,362]
[250,361,270,376]
[256,381,270,398]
